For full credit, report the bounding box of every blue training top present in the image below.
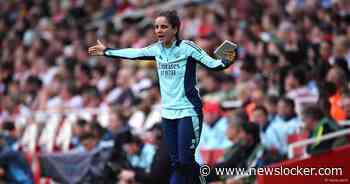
[104,40,232,119]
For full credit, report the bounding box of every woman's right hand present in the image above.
[88,40,106,56]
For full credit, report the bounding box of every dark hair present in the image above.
[254,105,269,116]
[302,105,324,121]
[2,121,15,131]
[278,97,295,110]
[26,75,43,89]
[158,10,181,40]
[80,132,96,142]
[77,119,88,127]
[328,66,348,91]
[88,121,106,138]
[123,134,143,145]
[334,58,350,79]
[287,66,308,86]
[228,110,249,129]
[241,122,260,143]
[266,95,279,105]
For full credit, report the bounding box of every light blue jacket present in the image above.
[127,143,156,172]
[104,40,232,119]
[262,116,302,154]
[198,117,232,149]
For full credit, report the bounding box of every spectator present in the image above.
[252,106,271,147]
[119,124,172,184]
[285,66,319,116]
[341,92,350,122]
[209,122,260,183]
[122,134,156,173]
[264,95,279,121]
[0,133,33,184]
[106,66,137,108]
[198,101,231,151]
[225,110,249,146]
[302,105,348,155]
[326,66,348,121]
[103,107,129,141]
[128,95,154,136]
[245,88,266,121]
[1,121,19,150]
[263,97,301,155]
[71,119,88,148]
[75,132,100,152]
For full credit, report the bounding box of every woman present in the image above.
[88,10,237,184]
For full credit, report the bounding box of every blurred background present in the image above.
[0,0,350,184]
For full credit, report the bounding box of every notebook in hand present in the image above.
[214,40,238,59]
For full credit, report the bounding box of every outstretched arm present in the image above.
[88,40,156,60]
[185,41,237,71]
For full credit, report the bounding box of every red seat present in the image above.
[200,149,225,166]
[258,144,350,184]
[287,132,309,158]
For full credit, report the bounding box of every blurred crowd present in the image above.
[1,0,350,183]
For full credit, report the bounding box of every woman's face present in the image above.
[154,16,177,45]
